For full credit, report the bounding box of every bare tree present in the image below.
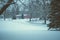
[42,0,51,24]
[0,0,14,15]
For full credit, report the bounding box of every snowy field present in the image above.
[0,19,60,40]
[0,18,49,30]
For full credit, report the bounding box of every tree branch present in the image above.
[19,0,28,7]
[0,0,13,15]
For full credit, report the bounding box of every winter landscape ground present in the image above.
[0,19,60,40]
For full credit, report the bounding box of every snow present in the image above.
[0,18,49,30]
[0,19,60,40]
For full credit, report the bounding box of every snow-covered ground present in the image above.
[0,19,49,30]
[0,19,60,40]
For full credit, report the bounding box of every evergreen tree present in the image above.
[48,0,60,30]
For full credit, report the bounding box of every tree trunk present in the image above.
[0,0,13,15]
[44,17,46,24]
[29,13,32,21]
